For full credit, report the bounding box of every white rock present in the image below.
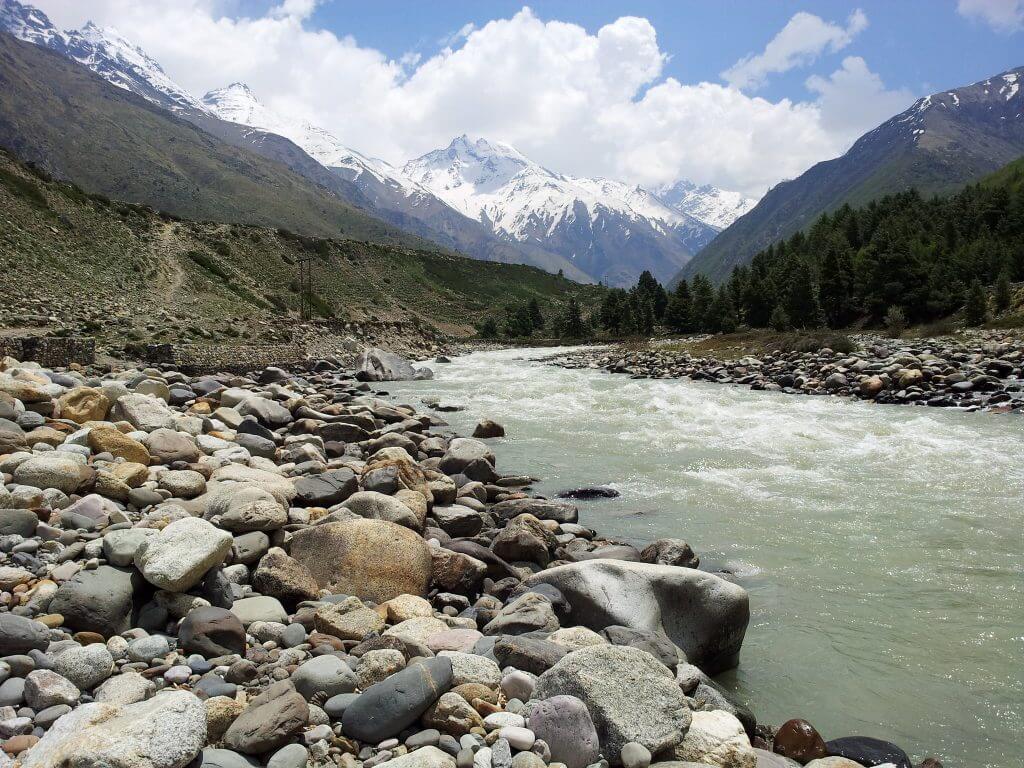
[134,517,232,592]
[673,710,756,768]
[20,690,205,768]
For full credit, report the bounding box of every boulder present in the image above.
[535,645,689,763]
[57,387,110,424]
[673,710,756,768]
[223,680,308,755]
[489,498,578,524]
[289,519,432,603]
[639,539,699,569]
[491,513,555,565]
[824,737,912,768]
[13,454,92,495]
[528,695,600,768]
[355,348,421,381]
[342,657,453,742]
[53,643,114,689]
[20,690,206,768]
[135,517,233,592]
[482,593,559,636]
[49,565,140,636]
[110,393,178,432]
[144,429,201,464]
[253,548,319,604]
[291,655,358,701]
[526,560,748,673]
[377,746,455,768]
[179,607,246,657]
[431,548,487,593]
[342,490,423,530]
[87,427,151,465]
[208,486,287,532]
[0,614,50,655]
[294,469,358,507]
[438,438,495,476]
[472,420,505,438]
[772,720,827,764]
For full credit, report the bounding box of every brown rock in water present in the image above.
[639,538,699,569]
[57,387,110,424]
[472,420,505,438]
[289,519,432,602]
[773,718,827,763]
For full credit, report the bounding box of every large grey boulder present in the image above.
[342,491,422,530]
[20,689,206,768]
[490,498,578,524]
[49,565,141,636]
[526,560,748,673]
[355,348,431,382]
[109,393,178,432]
[534,645,690,764]
[528,695,600,768]
[13,454,92,495]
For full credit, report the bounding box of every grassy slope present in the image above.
[0,31,430,249]
[0,150,603,345]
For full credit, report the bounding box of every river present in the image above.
[383,346,1022,768]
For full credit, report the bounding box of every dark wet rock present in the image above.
[556,487,619,500]
[825,736,912,768]
[773,719,827,763]
[179,606,247,657]
[342,657,453,742]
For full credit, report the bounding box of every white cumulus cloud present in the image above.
[957,0,1024,32]
[30,1,911,197]
[722,9,868,91]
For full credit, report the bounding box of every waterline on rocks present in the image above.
[388,346,1024,768]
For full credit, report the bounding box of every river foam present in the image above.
[386,347,1023,768]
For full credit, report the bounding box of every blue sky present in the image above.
[38,0,1024,196]
[307,0,1022,103]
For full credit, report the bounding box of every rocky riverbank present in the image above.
[0,351,935,768]
[549,333,1024,413]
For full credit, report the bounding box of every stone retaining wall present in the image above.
[140,343,310,374]
[0,336,96,368]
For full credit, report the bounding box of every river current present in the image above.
[384,346,1022,768]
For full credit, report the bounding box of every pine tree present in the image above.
[819,237,855,328]
[708,285,738,333]
[554,297,588,338]
[478,318,499,339]
[784,261,824,329]
[690,274,715,332]
[741,276,774,328]
[965,279,989,326]
[664,279,694,332]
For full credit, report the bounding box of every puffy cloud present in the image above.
[957,0,1024,32]
[30,2,910,197]
[722,9,868,91]
[806,57,914,135]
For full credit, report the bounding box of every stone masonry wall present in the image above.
[0,336,96,368]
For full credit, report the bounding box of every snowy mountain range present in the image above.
[0,0,756,286]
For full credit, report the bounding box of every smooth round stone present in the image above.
[406,729,441,749]
[457,748,476,768]
[128,635,171,663]
[267,743,310,768]
[197,748,261,768]
[619,742,651,768]
[500,727,535,751]
[0,678,25,706]
[500,672,534,702]
[280,623,307,648]
[483,712,525,730]
[473,746,493,768]
[164,665,193,685]
[193,677,237,699]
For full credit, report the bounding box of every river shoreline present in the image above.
[541,331,1024,413]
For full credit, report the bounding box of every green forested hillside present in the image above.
[665,156,1024,333]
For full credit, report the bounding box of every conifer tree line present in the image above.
[478,296,589,339]
[687,181,1023,332]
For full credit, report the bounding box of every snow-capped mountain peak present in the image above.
[651,179,756,230]
[200,83,417,192]
[0,0,206,114]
